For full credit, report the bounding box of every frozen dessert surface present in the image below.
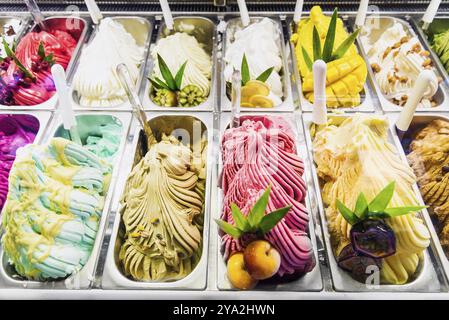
[432,28,449,73]
[224,18,283,107]
[0,114,38,213]
[1,138,112,281]
[407,119,449,253]
[220,116,315,277]
[313,115,430,284]
[84,123,122,163]
[73,18,145,107]
[0,18,22,58]
[361,20,438,108]
[119,133,207,281]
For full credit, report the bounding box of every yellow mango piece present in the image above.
[241,102,255,108]
[249,95,274,108]
[241,86,260,100]
[245,80,270,96]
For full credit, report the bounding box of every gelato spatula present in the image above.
[422,0,441,31]
[24,0,46,31]
[312,60,327,125]
[231,69,241,129]
[355,0,369,29]
[396,70,435,139]
[159,0,174,31]
[51,64,82,146]
[237,0,250,27]
[293,0,304,24]
[116,63,156,150]
[85,0,103,25]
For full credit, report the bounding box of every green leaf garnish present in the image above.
[259,206,291,235]
[215,219,243,239]
[321,8,338,62]
[312,26,322,61]
[241,53,250,86]
[157,53,177,90]
[354,192,368,219]
[38,41,45,60]
[368,182,396,213]
[332,28,360,60]
[148,77,166,90]
[231,203,251,232]
[301,45,313,71]
[256,67,274,83]
[248,185,271,227]
[336,199,359,225]
[384,206,427,217]
[2,37,35,80]
[174,60,187,90]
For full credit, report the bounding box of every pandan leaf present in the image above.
[332,28,360,60]
[336,199,359,225]
[157,53,177,91]
[354,192,368,219]
[230,203,250,232]
[301,45,313,71]
[11,39,16,53]
[384,206,427,217]
[151,76,171,90]
[365,211,390,219]
[2,38,35,80]
[259,206,291,235]
[241,53,250,86]
[368,182,396,213]
[312,26,322,61]
[256,67,274,83]
[215,219,243,239]
[321,8,338,62]
[247,185,271,227]
[174,60,187,90]
[149,77,166,90]
[38,41,45,59]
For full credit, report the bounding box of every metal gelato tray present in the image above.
[101,112,213,289]
[214,112,323,291]
[142,16,217,112]
[0,111,131,289]
[386,112,449,288]
[355,15,449,112]
[287,14,377,113]
[220,17,294,112]
[303,113,442,292]
[0,15,89,110]
[0,14,30,50]
[70,15,154,111]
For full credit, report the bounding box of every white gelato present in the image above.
[224,18,283,104]
[151,32,212,96]
[361,21,438,108]
[72,18,144,107]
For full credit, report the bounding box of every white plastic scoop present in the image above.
[237,0,250,27]
[85,0,103,25]
[231,69,241,129]
[51,64,82,145]
[422,0,441,31]
[23,0,46,31]
[159,0,174,31]
[396,70,435,138]
[312,60,327,125]
[293,0,304,24]
[355,0,369,29]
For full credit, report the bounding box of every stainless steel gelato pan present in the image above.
[0,111,131,289]
[101,112,212,289]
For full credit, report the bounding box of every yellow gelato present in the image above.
[312,115,430,284]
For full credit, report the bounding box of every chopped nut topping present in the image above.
[399,76,408,83]
[422,58,432,67]
[383,47,392,59]
[392,42,402,49]
[393,50,400,58]
[420,50,430,57]
[371,63,381,73]
[412,43,422,53]
[400,36,410,43]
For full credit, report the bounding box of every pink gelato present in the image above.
[0,114,38,211]
[220,115,315,278]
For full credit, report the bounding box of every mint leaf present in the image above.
[354,192,368,219]
[174,60,187,90]
[384,206,427,217]
[2,38,35,80]
[38,41,45,60]
[215,219,242,239]
[259,206,291,235]
[247,185,271,228]
[313,26,322,61]
[301,45,313,71]
[230,203,250,232]
[321,8,338,62]
[241,53,250,86]
[256,67,274,83]
[157,54,177,91]
[332,27,360,60]
[368,182,396,213]
[336,199,359,225]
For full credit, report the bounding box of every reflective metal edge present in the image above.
[386,112,449,289]
[354,15,449,113]
[70,15,154,111]
[214,112,323,291]
[302,113,442,292]
[141,16,217,112]
[0,111,132,289]
[0,15,90,111]
[0,14,30,45]
[220,16,295,112]
[101,112,213,289]
[286,15,377,113]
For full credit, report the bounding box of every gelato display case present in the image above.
[2,0,449,300]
